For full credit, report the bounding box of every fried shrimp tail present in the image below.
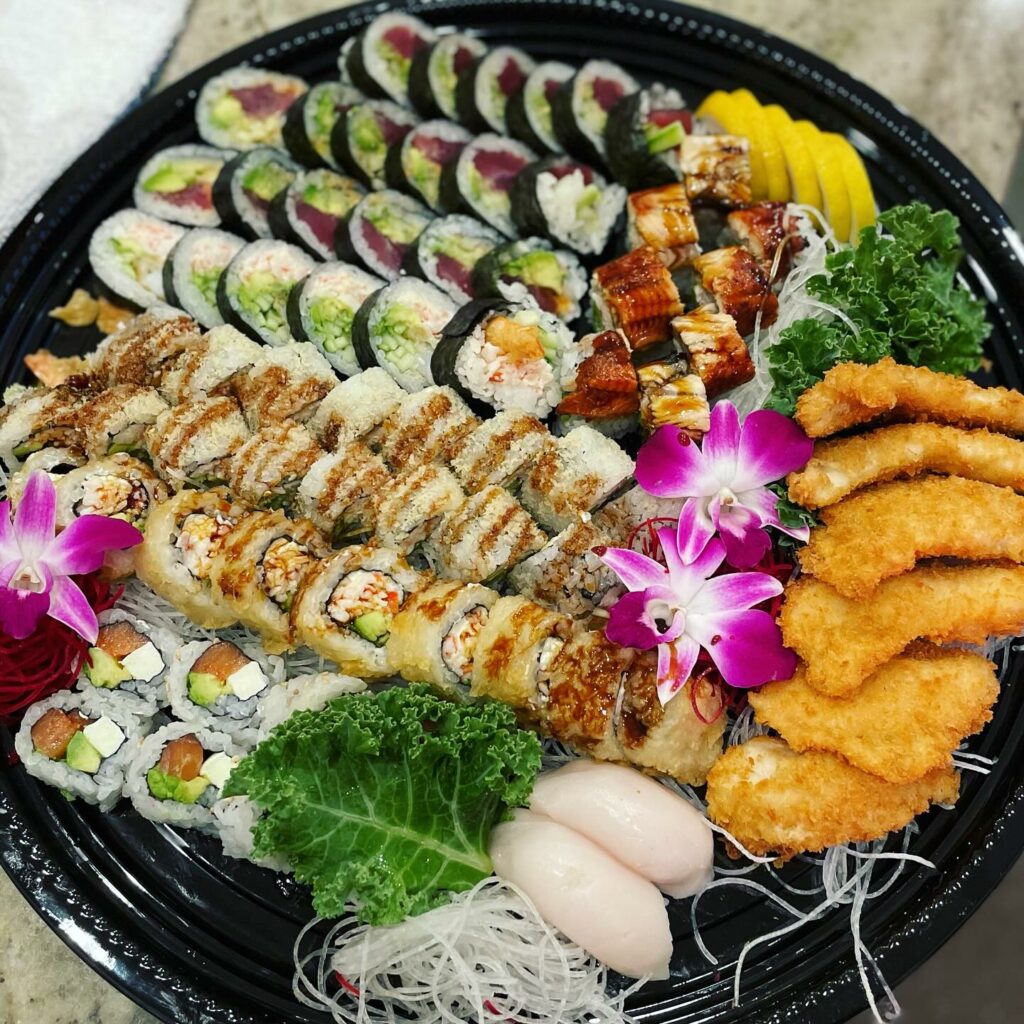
[780,565,1024,696]
[705,736,960,857]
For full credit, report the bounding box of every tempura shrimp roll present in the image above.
[226,420,323,514]
[374,464,465,554]
[469,595,572,722]
[73,384,168,459]
[135,488,242,628]
[7,447,87,508]
[160,324,263,404]
[291,546,430,677]
[54,454,168,531]
[209,509,326,653]
[387,581,499,694]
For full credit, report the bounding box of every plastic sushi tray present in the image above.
[1,1,1023,1022]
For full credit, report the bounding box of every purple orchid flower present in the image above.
[636,401,814,568]
[599,528,795,704]
[0,471,142,643]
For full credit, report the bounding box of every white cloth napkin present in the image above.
[0,0,189,242]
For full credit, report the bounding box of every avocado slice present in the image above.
[644,120,686,155]
[66,732,102,774]
[188,671,227,707]
[146,767,210,804]
[505,250,564,293]
[83,647,134,689]
[352,610,390,647]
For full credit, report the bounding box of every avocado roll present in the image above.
[471,237,586,323]
[337,189,432,281]
[636,360,710,438]
[408,32,487,120]
[330,100,419,190]
[388,580,499,693]
[551,60,638,167]
[455,46,535,134]
[555,329,639,439]
[286,261,384,376]
[351,277,456,392]
[212,148,301,240]
[229,342,338,428]
[306,368,404,450]
[291,545,430,677]
[441,133,536,237]
[196,66,307,150]
[91,308,202,388]
[378,385,479,472]
[431,300,573,419]
[344,12,436,106]
[282,81,365,168]
[160,324,263,404]
[605,85,691,190]
[88,209,185,308]
[54,454,167,533]
[385,119,471,210]
[0,383,93,468]
[404,214,501,304]
[626,183,700,269]
[374,463,464,554]
[510,155,626,256]
[134,145,232,228]
[506,61,573,155]
[163,228,246,328]
[448,409,549,493]
[268,169,365,260]
[145,397,249,489]
[73,383,167,459]
[226,420,323,513]
[209,510,325,653]
[135,488,242,628]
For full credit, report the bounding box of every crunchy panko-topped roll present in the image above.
[226,420,323,515]
[307,369,406,451]
[91,308,202,387]
[160,324,262,404]
[374,464,465,554]
[448,410,550,493]
[73,383,168,459]
[0,383,93,468]
[378,386,480,471]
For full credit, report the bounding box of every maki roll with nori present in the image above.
[510,156,626,256]
[196,67,307,150]
[351,277,456,391]
[89,210,184,308]
[455,46,535,134]
[337,189,432,281]
[441,134,536,237]
[606,85,692,190]
[506,61,573,155]
[404,214,501,304]
[287,262,384,376]
[282,81,365,168]
[343,12,436,106]
[134,145,231,228]
[330,99,419,189]
[431,299,575,419]
[472,237,586,323]
[552,60,638,166]
[408,32,487,120]
[163,228,245,328]
[268,169,365,259]
[385,119,471,210]
[54,454,167,538]
[213,147,300,239]
[229,343,338,428]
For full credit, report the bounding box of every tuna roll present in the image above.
[551,60,639,167]
[404,214,502,304]
[306,369,404,450]
[374,463,464,553]
[160,324,262,404]
[337,189,432,281]
[385,119,471,210]
[506,61,573,155]
[448,410,550,493]
[343,12,436,106]
[455,46,535,134]
[212,148,300,240]
[626,183,701,270]
[605,85,692,190]
[163,228,246,328]
[89,209,184,307]
[145,396,249,488]
[226,420,323,513]
[268,169,365,260]
[73,384,167,459]
[282,81,365,168]
[378,385,479,472]
[134,145,232,228]
[408,32,487,121]
[227,342,338,428]
[196,67,307,150]
[330,100,418,190]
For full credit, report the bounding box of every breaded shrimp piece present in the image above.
[780,565,1024,697]
[798,476,1024,598]
[796,358,1024,439]
[788,423,1024,509]
[749,648,998,784]
[705,736,960,857]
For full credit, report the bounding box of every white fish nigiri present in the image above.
[489,808,672,979]
[529,760,714,898]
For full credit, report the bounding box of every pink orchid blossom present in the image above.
[0,472,142,643]
[636,401,814,568]
[599,528,795,704]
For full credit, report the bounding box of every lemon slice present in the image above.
[825,133,877,242]
[794,120,852,242]
[762,105,822,210]
[696,90,767,201]
[730,89,790,202]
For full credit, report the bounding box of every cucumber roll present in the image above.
[408,33,487,120]
[378,386,479,472]
[282,82,365,168]
[225,420,323,513]
[217,239,314,346]
[89,209,184,308]
[351,277,456,392]
[605,85,691,190]
[404,214,501,305]
[551,60,639,166]
[196,66,307,150]
[441,134,536,237]
[336,189,432,281]
[134,145,232,228]
[229,343,338,428]
[54,453,167,533]
[161,324,263,404]
[268,169,365,260]
[471,237,586,323]
[448,410,550,493]
[291,545,430,677]
[431,300,574,419]
[510,156,626,256]
[73,383,167,459]
[307,368,405,450]
[145,398,249,489]
[455,46,535,134]
[507,62,573,156]
[374,463,464,553]
[212,148,300,240]
[163,229,246,328]
[343,12,437,106]
[385,119,471,210]
[330,100,419,190]
[387,581,499,693]
[286,262,384,376]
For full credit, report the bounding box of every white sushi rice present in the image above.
[88,209,184,307]
[257,671,367,736]
[211,795,291,869]
[425,34,486,121]
[520,62,573,153]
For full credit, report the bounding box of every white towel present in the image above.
[0,0,189,242]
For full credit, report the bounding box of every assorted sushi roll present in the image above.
[268,169,365,260]
[343,12,436,106]
[636,359,710,437]
[163,228,246,328]
[90,308,202,389]
[331,100,419,190]
[134,145,232,228]
[678,133,753,207]
[385,119,471,210]
[691,245,778,335]
[336,189,433,281]
[228,342,338,427]
[605,85,692,190]
[282,81,365,168]
[196,67,307,150]
[378,385,479,472]
[225,420,323,512]
[671,307,755,398]
[54,453,168,532]
[159,323,263,404]
[408,32,487,121]
[306,368,404,449]
[556,329,640,438]
[626,183,701,270]
[89,209,184,307]
[213,147,301,240]
[7,447,87,506]
[448,409,549,493]
[373,463,465,553]
[455,46,535,134]
[551,60,639,167]
[73,383,167,459]
[404,214,501,304]
[506,61,573,155]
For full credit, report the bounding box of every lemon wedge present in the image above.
[762,105,822,210]
[825,133,877,242]
[696,90,767,201]
[730,89,790,202]
[794,120,852,242]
